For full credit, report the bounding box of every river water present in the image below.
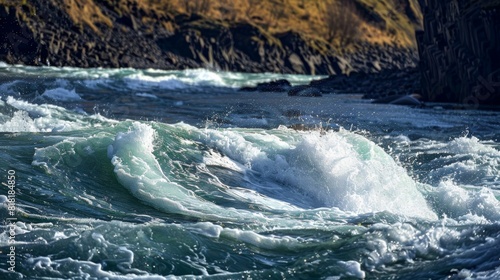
[0,63,499,279]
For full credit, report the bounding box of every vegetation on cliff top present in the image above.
[0,0,422,72]
[57,0,422,49]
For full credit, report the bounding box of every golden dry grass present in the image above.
[130,0,421,47]
[63,0,113,33]
[55,0,422,47]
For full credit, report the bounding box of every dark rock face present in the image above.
[240,79,291,92]
[0,1,418,75]
[0,1,177,69]
[417,0,500,106]
[0,7,40,65]
[309,67,421,98]
[238,67,419,100]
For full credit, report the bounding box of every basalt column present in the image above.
[416,0,500,107]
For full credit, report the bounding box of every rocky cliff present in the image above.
[417,0,500,107]
[0,0,420,75]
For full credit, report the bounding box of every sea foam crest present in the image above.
[124,73,187,90]
[199,127,438,220]
[0,110,38,132]
[124,68,229,90]
[42,88,82,101]
[108,122,337,225]
[446,136,500,156]
[431,180,500,220]
[108,122,230,219]
[422,136,500,187]
[1,97,114,132]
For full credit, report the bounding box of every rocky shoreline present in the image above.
[240,67,423,104]
[0,1,417,76]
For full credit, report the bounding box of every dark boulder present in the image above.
[372,94,422,106]
[240,79,292,92]
[307,67,421,98]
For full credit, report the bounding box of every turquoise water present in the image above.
[0,64,500,279]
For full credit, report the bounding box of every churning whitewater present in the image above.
[0,64,500,279]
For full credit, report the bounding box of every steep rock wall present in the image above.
[0,0,417,75]
[417,0,500,106]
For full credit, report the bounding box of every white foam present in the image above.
[135,93,158,99]
[0,110,37,132]
[42,88,82,101]
[474,267,500,280]
[0,221,31,244]
[199,126,437,219]
[188,222,300,250]
[123,68,241,89]
[362,222,446,271]
[188,222,224,238]
[338,261,365,279]
[202,149,246,172]
[125,73,187,90]
[26,256,167,279]
[32,136,93,172]
[225,187,301,211]
[7,96,61,118]
[108,122,230,219]
[446,136,500,156]
[420,136,500,187]
[427,160,492,186]
[431,180,500,220]
[1,66,321,95]
[108,122,342,226]
[3,97,114,132]
[181,68,227,87]
[221,227,298,249]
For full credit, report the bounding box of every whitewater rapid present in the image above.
[1,65,500,279]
